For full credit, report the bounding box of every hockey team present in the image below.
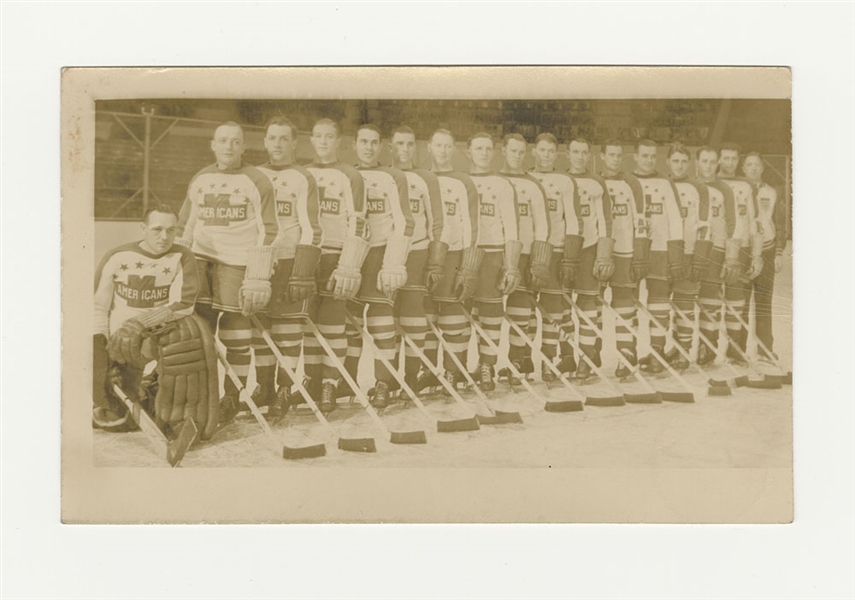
[93,116,788,443]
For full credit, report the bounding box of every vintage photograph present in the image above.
[62,67,793,522]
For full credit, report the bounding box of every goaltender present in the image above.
[93,205,219,440]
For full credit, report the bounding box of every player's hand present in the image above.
[239,279,272,316]
[425,267,443,293]
[631,260,650,282]
[108,318,146,367]
[747,256,764,280]
[454,272,478,302]
[327,267,361,300]
[593,258,615,282]
[720,260,742,286]
[499,267,521,295]
[774,255,783,273]
[377,266,407,297]
[529,263,551,291]
[669,261,690,282]
[561,260,578,288]
[288,276,316,302]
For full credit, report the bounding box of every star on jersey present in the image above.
[120,264,129,271]
[163,267,171,275]
[135,261,144,269]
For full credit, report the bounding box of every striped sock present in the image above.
[219,312,252,386]
[539,292,563,360]
[438,301,471,373]
[367,303,396,382]
[506,289,531,363]
[476,300,503,366]
[397,289,427,377]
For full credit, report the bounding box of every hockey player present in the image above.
[422,128,481,390]
[252,116,323,421]
[666,143,711,369]
[630,139,686,374]
[176,121,279,424]
[304,118,367,415]
[345,124,414,408]
[388,126,445,393]
[566,137,613,379]
[598,140,646,377]
[717,143,764,363]
[528,133,579,380]
[741,151,787,359]
[467,132,522,391]
[94,204,211,437]
[694,146,738,366]
[498,133,551,384]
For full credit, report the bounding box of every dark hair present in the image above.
[667,142,691,159]
[534,132,558,147]
[143,204,178,224]
[468,131,494,147]
[503,133,527,146]
[264,116,298,138]
[356,123,382,138]
[695,146,718,160]
[213,121,244,138]
[391,125,415,137]
[430,128,455,143]
[635,138,657,152]
[568,137,589,148]
[743,150,763,161]
[601,138,623,152]
[312,118,340,136]
[718,142,742,155]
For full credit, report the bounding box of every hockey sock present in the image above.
[724,281,746,352]
[219,312,252,389]
[506,289,531,364]
[698,283,722,351]
[396,289,427,377]
[611,286,637,356]
[539,292,563,360]
[476,300,503,366]
[312,296,348,384]
[250,314,276,392]
[559,305,576,357]
[672,291,696,352]
[438,301,470,373]
[272,317,301,388]
[195,303,220,334]
[367,303,396,382]
[423,297,439,367]
[344,300,365,382]
[576,293,599,358]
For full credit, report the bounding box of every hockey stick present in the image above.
[502,314,585,412]
[424,318,523,424]
[560,293,663,403]
[669,301,750,392]
[302,317,426,446]
[534,302,626,407]
[345,312,479,432]
[596,295,697,402]
[633,299,732,397]
[458,304,552,407]
[721,300,791,384]
[111,383,198,467]
[394,323,496,424]
[250,316,335,458]
[712,302,785,389]
[214,341,294,456]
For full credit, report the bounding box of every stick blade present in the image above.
[708,384,733,396]
[584,395,626,407]
[476,410,523,425]
[544,400,584,412]
[660,391,695,403]
[783,371,792,385]
[390,430,428,445]
[436,417,480,433]
[166,417,199,467]
[625,392,663,404]
[338,437,377,453]
[282,444,327,460]
[746,378,782,390]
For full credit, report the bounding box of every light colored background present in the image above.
[4,2,854,599]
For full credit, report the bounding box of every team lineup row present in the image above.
[93,116,788,453]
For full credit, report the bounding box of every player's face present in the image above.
[568,141,589,172]
[697,150,718,179]
[264,124,296,165]
[355,129,382,167]
[311,123,340,162]
[600,145,623,173]
[141,211,178,255]
[468,137,494,170]
[429,133,455,169]
[533,141,557,170]
[668,151,691,178]
[742,155,764,180]
[391,132,417,167]
[634,144,657,175]
[211,125,245,170]
[719,150,739,176]
[503,139,527,171]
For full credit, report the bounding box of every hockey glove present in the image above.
[529,240,554,292]
[561,234,584,288]
[239,246,276,316]
[667,240,689,282]
[690,239,714,282]
[720,238,743,285]
[499,240,524,295]
[631,237,652,282]
[747,220,765,280]
[377,235,411,296]
[774,253,784,274]
[425,240,448,293]
[288,244,321,301]
[593,237,615,282]
[108,318,147,368]
[327,236,370,300]
[455,245,485,302]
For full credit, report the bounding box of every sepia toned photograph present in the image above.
[62,66,793,523]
